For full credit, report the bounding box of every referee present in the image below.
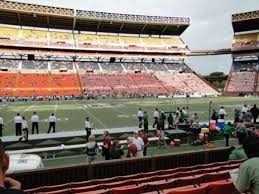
[31,112,39,134]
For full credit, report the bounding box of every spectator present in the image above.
[223,122,233,147]
[0,116,3,137]
[102,131,111,160]
[85,117,92,142]
[167,113,174,128]
[218,106,227,119]
[153,108,159,128]
[234,109,241,123]
[31,112,39,134]
[241,104,248,114]
[243,110,253,123]
[179,110,185,123]
[137,108,144,128]
[211,109,218,121]
[189,113,198,125]
[14,113,22,136]
[250,104,259,123]
[85,135,99,164]
[158,111,166,130]
[133,130,144,157]
[235,123,248,144]
[47,113,56,133]
[229,143,247,161]
[143,111,148,134]
[126,137,137,158]
[236,136,259,194]
[0,139,26,193]
[110,140,124,159]
[157,127,166,148]
[19,117,28,142]
[140,131,149,156]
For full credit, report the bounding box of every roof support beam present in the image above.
[96,21,101,32]
[140,24,147,34]
[160,25,168,35]
[119,23,124,32]
[17,12,22,28]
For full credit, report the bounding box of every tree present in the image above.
[209,72,225,77]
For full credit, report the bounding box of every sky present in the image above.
[13,0,259,75]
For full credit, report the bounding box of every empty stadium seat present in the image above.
[111,185,144,194]
[207,180,238,194]
[163,184,209,194]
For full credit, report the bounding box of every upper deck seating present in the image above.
[77,62,100,71]
[144,63,168,71]
[49,31,74,47]
[0,27,20,45]
[123,63,146,71]
[21,29,48,46]
[101,63,124,72]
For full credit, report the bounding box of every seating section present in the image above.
[101,63,124,72]
[225,72,256,92]
[0,59,19,70]
[0,73,81,96]
[25,159,244,194]
[77,62,100,71]
[233,32,259,49]
[0,26,186,52]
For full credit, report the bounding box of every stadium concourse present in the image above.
[0,0,258,194]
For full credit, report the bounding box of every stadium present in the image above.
[0,0,258,193]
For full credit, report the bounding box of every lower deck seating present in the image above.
[0,73,81,96]
[25,159,243,194]
[226,71,256,93]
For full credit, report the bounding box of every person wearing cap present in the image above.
[0,139,26,193]
[218,106,227,119]
[133,131,144,157]
[158,111,166,130]
[0,116,4,137]
[85,117,92,142]
[140,131,149,156]
[127,136,137,158]
[137,108,144,128]
[47,113,56,133]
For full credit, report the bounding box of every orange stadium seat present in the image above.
[163,184,209,194]
[111,185,145,194]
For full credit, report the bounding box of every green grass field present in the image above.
[0,97,258,136]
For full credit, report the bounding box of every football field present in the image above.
[0,97,258,136]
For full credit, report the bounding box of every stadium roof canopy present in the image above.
[232,10,259,33]
[0,1,190,35]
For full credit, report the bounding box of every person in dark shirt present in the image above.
[110,140,124,159]
[102,131,111,160]
[140,131,149,156]
[250,104,259,123]
[0,139,25,193]
[211,109,218,121]
[167,113,174,129]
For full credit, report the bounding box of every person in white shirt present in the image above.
[153,108,159,128]
[0,116,3,137]
[19,117,28,142]
[241,105,248,114]
[133,130,144,157]
[137,108,144,128]
[31,112,39,134]
[47,113,56,133]
[218,106,227,119]
[14,113,22,136]
[85,117,92,142]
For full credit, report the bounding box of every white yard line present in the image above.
[5,104,35,125]
[54,101,58,114]
[78,103,106,129]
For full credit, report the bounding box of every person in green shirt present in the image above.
[223,122,233,147]
[229,146,247,161]
[143,111,148,134]
[236,136,259,194]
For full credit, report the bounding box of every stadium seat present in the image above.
[203,171,230,183]
[145,179,175,192]
[207,180,238,194]
[163,184,209,194]
[111,185,144,194]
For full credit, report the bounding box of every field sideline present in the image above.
[0,97,258,136]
